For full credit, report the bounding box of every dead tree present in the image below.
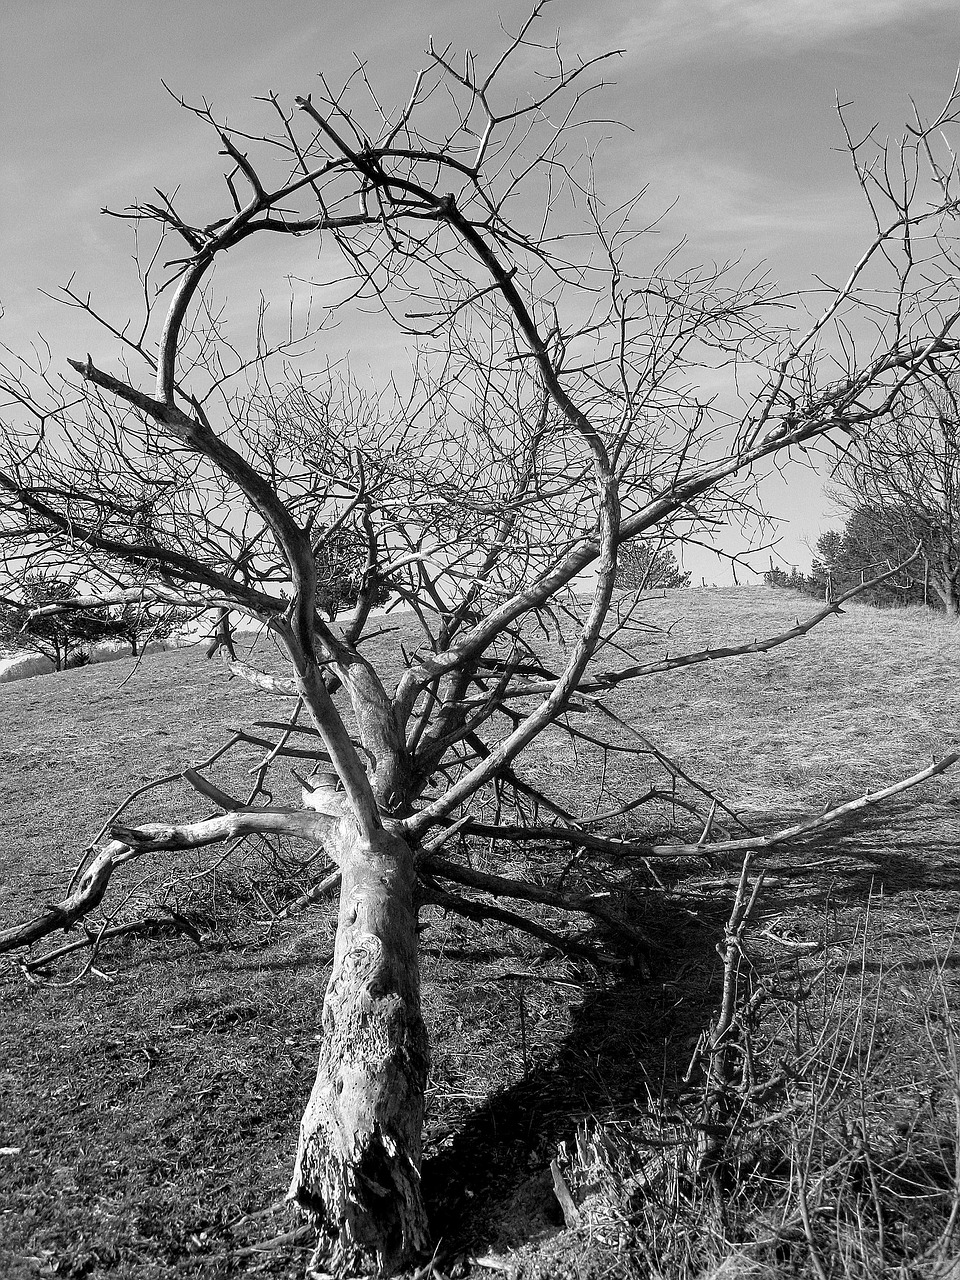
[2,9,960,1274]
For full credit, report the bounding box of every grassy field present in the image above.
[0,587,958,1278]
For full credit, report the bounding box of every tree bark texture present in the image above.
[289,822,430,1276]
[933,557,960,614]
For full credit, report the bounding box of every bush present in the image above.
[763,566,808,592]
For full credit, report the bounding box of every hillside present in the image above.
[0,588,958,1279]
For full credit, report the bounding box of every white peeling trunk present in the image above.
[289,823,430,1276]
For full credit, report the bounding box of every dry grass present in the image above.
[602,588,958,815]
[0,588,958,1278]
[528,894,960,1280]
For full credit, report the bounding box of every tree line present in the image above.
[0,528,387,669]
[767,500,958,614]
[0,573,193,669]
[766,375,959,613]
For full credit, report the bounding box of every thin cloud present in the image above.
[705,165,850,234]
[629,154,858,262]
[621,0,956,61]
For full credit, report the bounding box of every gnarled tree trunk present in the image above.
[289,820,429,1277]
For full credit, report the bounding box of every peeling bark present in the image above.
[289,820,429,1276]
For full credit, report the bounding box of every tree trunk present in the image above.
[289,823,430,1277]
[932,561,960,615]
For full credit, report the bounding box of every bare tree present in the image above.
[2,10,960,1274]
[834,373,960,612]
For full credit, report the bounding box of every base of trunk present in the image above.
[289,824,429,1276]
[293,1123,429,1277]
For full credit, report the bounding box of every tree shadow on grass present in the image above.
[420,799,960,1260]
[419,891,728,1259]
[744,799,960,909]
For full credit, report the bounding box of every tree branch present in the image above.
[422,852,654,952]
[421,883,615,966]
[110,807,331,853]
[446,752,960,860]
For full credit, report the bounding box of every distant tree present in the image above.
[762,565,807,591]
[314,526,392,622]
[107,602,192,656]
[809,509,927,607]
[807,529,848,601]
[836,375,960,613]
[0,573,123,669]
[617,542,691,591]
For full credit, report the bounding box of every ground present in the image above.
[0,588,957,1277]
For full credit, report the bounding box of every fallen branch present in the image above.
[0,805,335,956]
[0,842,132,953]
[276,869,341,920]
[228,660,301,695]
[422,852,656,952]
[182,768,243,811]
[232,729,335,761]
[110,807,330,852]
[663,750,960,858]
[422,883,617,966]
[23,914,199,973]
[441,752,960,860]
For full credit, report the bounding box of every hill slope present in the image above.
[0,588,958,1278]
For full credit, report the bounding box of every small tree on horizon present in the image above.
[107,601,193,656]
[314,525,393,622]
[616,542,692,591]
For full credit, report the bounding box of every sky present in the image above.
[2,0,959,582]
